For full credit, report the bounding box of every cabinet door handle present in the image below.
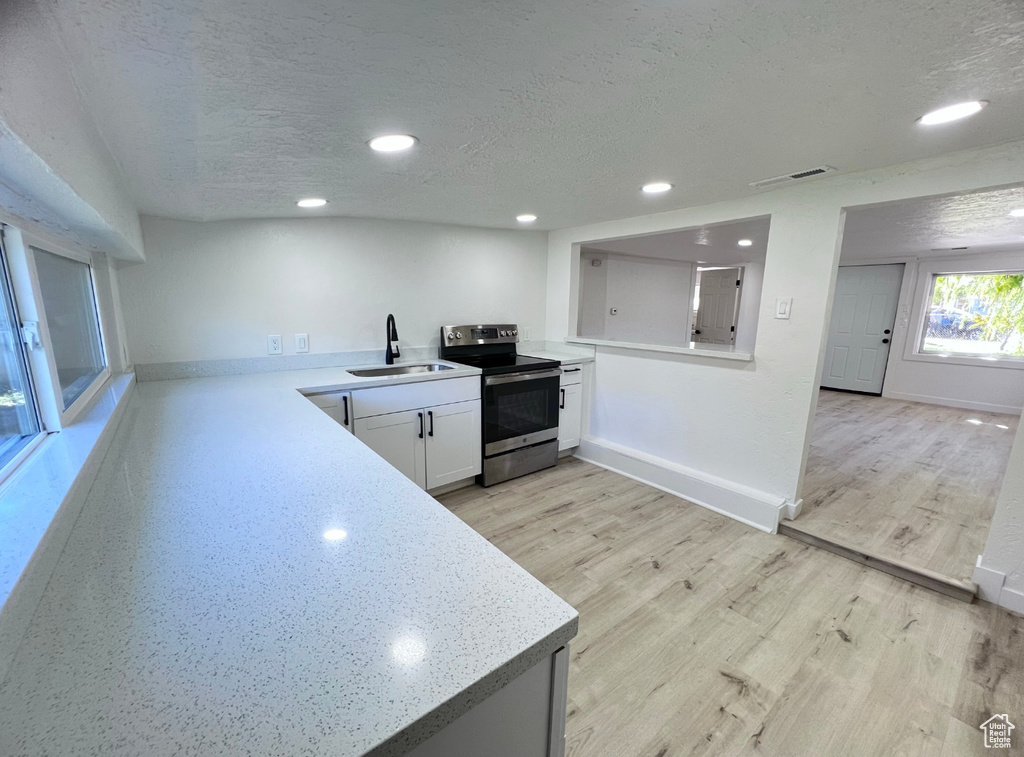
[342,396,349,426]
[418,412,424,439]
[563,367,581,373]
[428,410,434,437]
[560,388,565,409]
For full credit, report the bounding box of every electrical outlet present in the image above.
[295,333,309,353]
[522,326,532,341]
[268,334,282,354]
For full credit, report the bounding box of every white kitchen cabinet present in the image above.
[557,367,584,451]
[354,409,427,488]
[557,384,582,451]
[305,391,353,433]
[424,400,482,489]
[405,645,569,757]
[354,399,481,491]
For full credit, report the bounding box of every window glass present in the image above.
[33,249,106,409]
[922,272,1024,359]
[0,250,40,467]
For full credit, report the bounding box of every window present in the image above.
[32,248,107,409]
[0,245,41,468]
[920,272,1024,360]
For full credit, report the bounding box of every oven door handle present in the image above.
[484,369,563,386]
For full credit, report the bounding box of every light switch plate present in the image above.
[295,333,309,353]
[774,298,792,319]
[268,334,282,354]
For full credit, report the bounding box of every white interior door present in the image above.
[822,264,904,394]
[354,409,427,489]
[693,268,741,344]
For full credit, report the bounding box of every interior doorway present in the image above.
[692,267,742,345]
[791,185,1024,591]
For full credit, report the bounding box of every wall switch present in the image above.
[268,334,282,354]
[295,333,309,353]
[774,298,792,320]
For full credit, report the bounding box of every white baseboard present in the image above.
[576,436,787,533]
[972,556,1024,615]
[973,555,1006,603]
[784,499,803,521]
[883,391,1021,416]
[999,586,1024,616]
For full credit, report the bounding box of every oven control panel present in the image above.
[441,324,519,346]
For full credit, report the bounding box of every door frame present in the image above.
[692,265,744,345]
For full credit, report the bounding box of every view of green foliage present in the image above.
[931,273,1024,355]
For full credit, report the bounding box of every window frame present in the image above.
[0,231,46,483]
[20,235,111,426]
[905,253,1024,371]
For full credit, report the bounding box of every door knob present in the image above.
[884,328,891,335]
[882,338,890,344]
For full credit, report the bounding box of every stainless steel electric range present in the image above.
[439,324,561,486]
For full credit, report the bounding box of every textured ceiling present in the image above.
[584,217,769,266]
[841,184,1024,259]
[46,0,1024,229]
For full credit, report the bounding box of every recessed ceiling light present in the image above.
[297,198,327,208]
[323,528,347,541]
[642,182,673,194]
[516,214,537,223]
[917,100,987,125]
[1009,208,1024,217]
[369,134,417,152]
[738,239,753,247]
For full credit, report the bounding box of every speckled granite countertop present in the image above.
[0,363,578,756]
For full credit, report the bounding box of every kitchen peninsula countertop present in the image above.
[0,362,578,756]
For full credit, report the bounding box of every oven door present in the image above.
[483,369,561,456]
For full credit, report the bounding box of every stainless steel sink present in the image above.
[347,362,455,378]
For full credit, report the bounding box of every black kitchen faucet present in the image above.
[385,314,400,364]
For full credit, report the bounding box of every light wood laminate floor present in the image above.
[439,459,1024,757]
[795,390,1019,583]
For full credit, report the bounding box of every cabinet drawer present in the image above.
[352,376,480,419]
[559,366,583,386]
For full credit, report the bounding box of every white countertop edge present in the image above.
[566,337,754,362]
[371,620,578,757]
[519,350,595,365]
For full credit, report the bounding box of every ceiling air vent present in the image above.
[749,166,836,190]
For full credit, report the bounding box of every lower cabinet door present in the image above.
[354,409,427,489]
[557,384,582,451]
[424,400,482,490]
[306,391,353,433]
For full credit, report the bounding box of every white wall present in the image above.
[578,252,693,346]
[546,139,1024,557]
[578,252,608,339]
[0,0,142,261]
[734,262,763,353]
[119,216,549,365]
[862,251,1024,414]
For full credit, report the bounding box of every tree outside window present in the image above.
[922,272,1024,358]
